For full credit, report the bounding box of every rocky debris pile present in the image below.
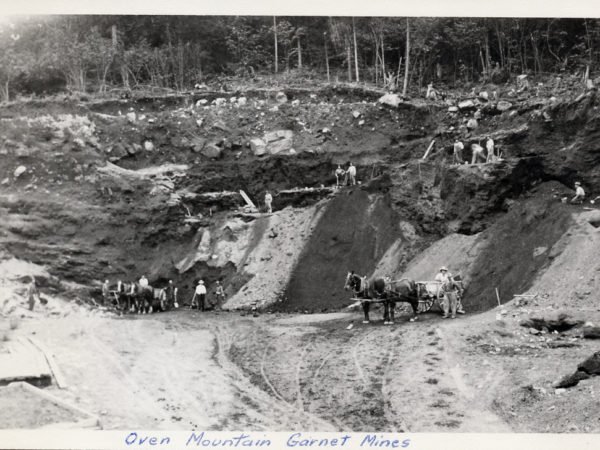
[520,313,582,333]
[555,351,600,388]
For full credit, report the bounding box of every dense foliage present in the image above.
[1,15,599,100]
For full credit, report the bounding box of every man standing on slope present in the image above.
[471,143,486,164]
[264,191,273,214]
[335,165,345,188]
[347,162,357,186]
[485,137,495,163]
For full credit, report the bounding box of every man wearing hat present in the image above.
[191,280,207,311]
[435,267,462,319]
[571,181,585,204]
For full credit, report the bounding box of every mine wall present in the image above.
[1,87,600,312]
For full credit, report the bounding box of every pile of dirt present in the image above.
[280,184,400,312]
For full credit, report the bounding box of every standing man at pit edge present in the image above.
[347,162,356,186]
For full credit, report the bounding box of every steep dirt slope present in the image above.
[282,184,400,311]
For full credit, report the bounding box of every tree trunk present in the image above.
[402,18,410,97]
[347,45,352,82]
[374,38,379,85]
[297,35,302,69]
[381,33,386,84]
[324,33,330,82]
[495,21,505,68]
[273,16,278,73]
[352,17,359,82]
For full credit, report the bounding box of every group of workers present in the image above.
[335,162,357,188]
[99,276,226,311]
[453,136,497,165]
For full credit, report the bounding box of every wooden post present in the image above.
[495,287,501,306]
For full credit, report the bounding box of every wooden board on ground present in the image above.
[28,337,69,389]
[0,338,51,387]
[0,382,101,429]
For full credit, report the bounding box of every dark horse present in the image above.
[344,271,419,324]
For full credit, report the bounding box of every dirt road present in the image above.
[6,301,522,432]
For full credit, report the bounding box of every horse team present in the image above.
[104,280,176,314]
[344,271,462,325]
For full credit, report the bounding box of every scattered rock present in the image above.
[291,99,300,107]
[474,109,482,120]
[13,166,27,178]
[250,138,267,156]
[213,120,231,133]
[214,98,226,107]
[528,327,541,335]
[497,100,512,112]
[448,106,459,113]
[1,178,9,185]
[191,137,206,153]
[378,93,401,107]
[201,143,222,159]
[578,351,600,375]
[466,118,478,130]
[264,130,293,143]
[358,120,365,126]
[131,143,142,155]
[196,99,208,107]
[520,314,582,332]
[458,100,476,110]
[144,141,155,152]
[275,92,288,104]
[126,112,136,123]
[195,118,203,127]
[352,110,361,119]
[583,326,600,339]
[237,97,247,106]
[479,91,489,101]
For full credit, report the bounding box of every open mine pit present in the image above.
[2,14,600,441]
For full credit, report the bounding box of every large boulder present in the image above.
[497,100,512,112]
[458,100,476,110]
[201,143,222,159]
[267,138,294,155]
[264,129,293,143]
[191,137,206,153]
[275,92,288,104]
[264,130,294,155]
[250,138,267,156]
[13,166,27,178]
[378,93,401,107]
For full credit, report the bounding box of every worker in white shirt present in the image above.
[453,140,465,164]
[485,137,495,162]
[264,191,273,214]
[347,163,357,186]
[571,181,585,204]
[191,280,207,311]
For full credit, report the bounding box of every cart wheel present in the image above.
[418,297,434,313]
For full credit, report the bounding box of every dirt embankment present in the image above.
[282,184,400,312]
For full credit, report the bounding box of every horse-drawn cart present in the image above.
[415,278,464,313]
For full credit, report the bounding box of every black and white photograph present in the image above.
[0,2,599,447]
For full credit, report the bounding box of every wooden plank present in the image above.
[239,190,257,210]
[28,337,69,389]
[422,139,436,160]
[16,382,101,428]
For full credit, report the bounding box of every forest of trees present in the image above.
[1,15,599,101]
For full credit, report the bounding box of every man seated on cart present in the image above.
[435,267,465,315]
